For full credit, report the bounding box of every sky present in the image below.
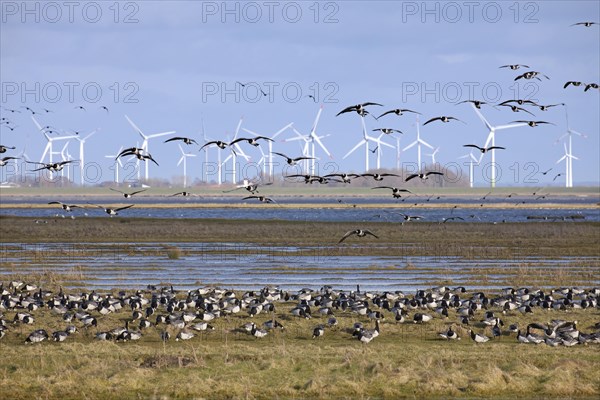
[1,0,599,187]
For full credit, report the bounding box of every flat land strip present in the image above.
[1,216,599,399]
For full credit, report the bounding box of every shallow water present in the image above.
[1,205,598,223]
[2,242,598,292]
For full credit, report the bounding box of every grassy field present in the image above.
[1,217,599,399]
[0,286,599,400]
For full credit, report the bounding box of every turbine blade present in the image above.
[472,104,492,131]
[313,134,333,158]
[402,140,418,151]
[343,139,367,159]
[495,123,527,130]
[311,106,323,135]
[273,123,294,139]
[125,115,146,138]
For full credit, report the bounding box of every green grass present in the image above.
[1,217,599,398]
[0,288,599,400]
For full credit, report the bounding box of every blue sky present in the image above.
[1,1,598,186]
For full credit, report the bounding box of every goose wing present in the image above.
[338,230,357,243]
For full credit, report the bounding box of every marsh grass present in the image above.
[1,293,599,399]
[1,217,599,398]
[164,246,182,260]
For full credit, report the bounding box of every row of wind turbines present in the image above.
[9,100,585,188]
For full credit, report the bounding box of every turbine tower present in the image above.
[125,115,175,181]
[556,142,578,188]
[470,103,527,187]
[402,116,433,170]
[458,151,479,188]
[555,104,586,188]
[59,141,71,181]
[74,130,97,186]
[343,115,394,172]
[105,146,123,183]
[177,143,196,188]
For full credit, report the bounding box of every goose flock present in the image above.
[2,282,598,347]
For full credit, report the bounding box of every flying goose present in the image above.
[398,213,424,222]
[423,116,464,125]
[164,137,198,145]
[584,83,598,91]
[230,136,273,147]
[563,81,583,89]
[28,160,76,172]
[242,195,276,204]
[200,140,235,153]
[376,108,421,119]
[0,145,16,153]
[271,152,314,166]
[499,64,530,70]
[456,100,488,109]
[514,71,549,81]
[323,173,360,183]
[570,21,597,27]
[360,173,399,181]
[463,144,506,153]
[0,156,19,166]
[498,104,535,115]
[119,149,159,166]
[336,102,383,117]
[405,171,444,182]
[511,120,555,127]
[89,204,134,216]
[109,188,147,198]
[499,99,539,106]
[371,186,412,198]
[170,191,194,197]
[48,201,80,212]
[372,128,403,135]
[537,103,564,111]
[338,229,379,243]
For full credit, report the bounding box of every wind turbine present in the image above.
[125,115,175,181]
[177,143,196,188]
[343,115,394,172]
[285,106,333,175]
[555,104,586,188]
[105,146,123,183]
[242,122,294,178]
[221,117,251,184]
[556,142,578,188]
[74,130,97,186]
[32,116,77,164]
[470,103,527,187]
[402,116,434,170]
[458,151,479,188]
